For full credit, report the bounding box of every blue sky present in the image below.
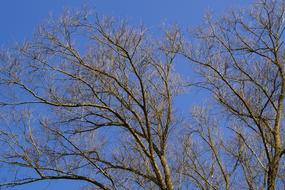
[0,0,250,190]
[0,0,250,45]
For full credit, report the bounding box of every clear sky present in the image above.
[0,0,250,190]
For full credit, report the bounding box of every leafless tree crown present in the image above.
[0,0,285,190]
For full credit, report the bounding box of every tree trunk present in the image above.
[267,154,281,190]
[160,155,174,190]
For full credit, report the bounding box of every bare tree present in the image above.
[177,0,285,189]
[0,10,183,190]
[1,1,285,190]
